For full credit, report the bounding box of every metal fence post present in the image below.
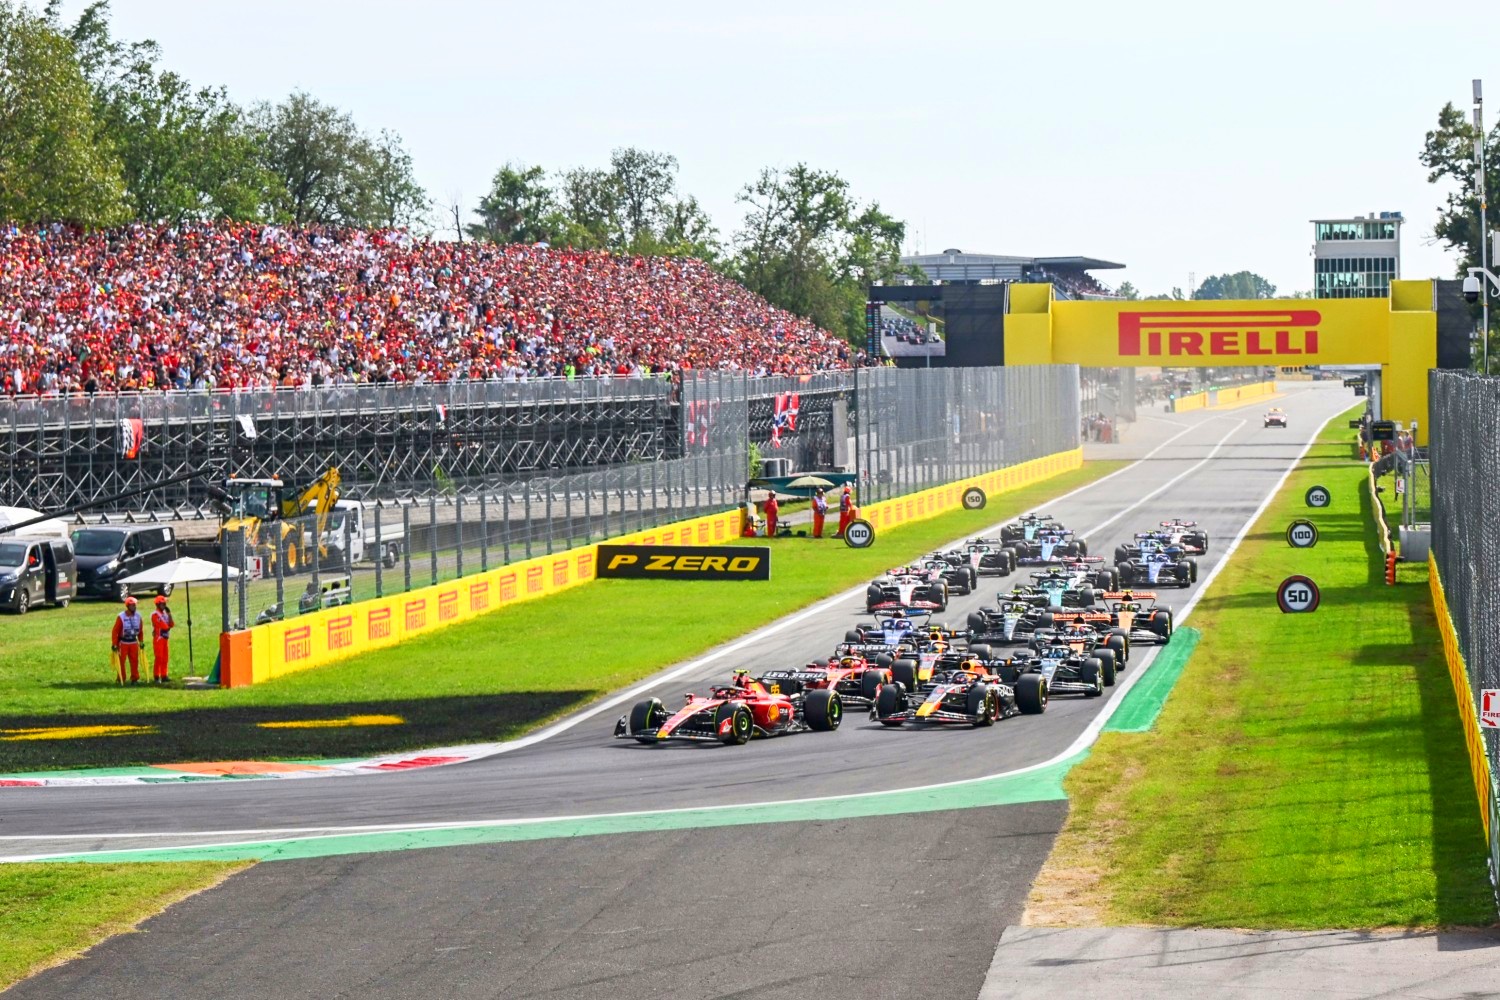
[502,491,512,564]
[402,505,412,593]
[479,492,489,572]
[546,483,554,554]
[524,487,533,559]
[455,494,465,578]
[374,505,384,598]
[429,493,438,586]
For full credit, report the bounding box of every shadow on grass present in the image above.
[0,691,592,772]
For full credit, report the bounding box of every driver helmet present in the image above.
[731,669,752,689]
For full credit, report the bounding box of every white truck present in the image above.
[319,500,405,568]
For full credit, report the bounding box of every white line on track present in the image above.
[3,400,1339,853]
[1077,418,1246,540]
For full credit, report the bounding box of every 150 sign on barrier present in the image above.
[596,545,771,581]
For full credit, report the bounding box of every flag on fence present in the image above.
[236,414,258,440]
[119,418,144,459]
[686,400,718,448]
[770,392,799,449]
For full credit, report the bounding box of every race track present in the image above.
[0,383,1353,861]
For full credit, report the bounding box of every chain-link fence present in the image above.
[1428,369,1500,892]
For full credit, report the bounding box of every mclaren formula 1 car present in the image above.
[1115,539,1197,588]
[615,670,842,745]
[1098,591,1175,645]
[873,657,1047,727]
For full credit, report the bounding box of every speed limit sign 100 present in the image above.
[1276,575,1321,613]
[1286,519,1319,548]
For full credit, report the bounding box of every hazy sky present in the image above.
[47,0,1493,295]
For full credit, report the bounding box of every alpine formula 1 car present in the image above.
[615,670,842,745]
[866,567,948,613]
[1115,539,1197,588]
[1264,407,1287,428]
[873,657,1046,726]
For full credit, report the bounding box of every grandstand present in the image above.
[0,224,859,397]
[900,249,1125,299]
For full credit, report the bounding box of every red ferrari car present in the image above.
[615,670,843,745]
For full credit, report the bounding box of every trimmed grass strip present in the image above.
[1028,411,1495,930]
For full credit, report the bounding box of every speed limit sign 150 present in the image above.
[1286,519,1319,548]
[1304,485,1331,508]
[1276,575,1321,613]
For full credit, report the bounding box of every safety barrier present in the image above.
[1169,380,1276,414]
[1429,555,1496,852]
[219,446,1085,686]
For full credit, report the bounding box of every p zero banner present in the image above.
[597,544,770,581]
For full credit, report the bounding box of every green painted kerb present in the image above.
[1104,628,1201,734]
[36,751,1083,864]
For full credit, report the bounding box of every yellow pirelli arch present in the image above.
[1006,281,1437,444]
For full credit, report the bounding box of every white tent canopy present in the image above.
[0,506,70,539]
[119,557,241,587]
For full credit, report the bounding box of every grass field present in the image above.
[0,862,248,992]
[0,461,1124,772]
[1028,412,1496,929]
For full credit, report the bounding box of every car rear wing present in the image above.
[1100,591,1158,601]
[1063,556,1105,564]
[1050,611,1115,624]
[1160,520,1197,528]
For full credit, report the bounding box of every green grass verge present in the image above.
[1032,409,1495,929]
[0,462,1124,772]
[0,862,248,992]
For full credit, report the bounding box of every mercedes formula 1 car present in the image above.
[998,641,1110,697]
[873,657,1047,726]
[952,538,1018,577]
[615,670,843,745]
[966,600,1053,647]
[1115,539,1198,588]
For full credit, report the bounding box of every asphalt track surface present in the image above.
[2,384,1358,1000]
[1,383,1352,863]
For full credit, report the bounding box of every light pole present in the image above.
[1476,80,1490,372]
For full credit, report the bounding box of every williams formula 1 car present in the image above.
[616,670,842,745]
[1115,539,1198,588]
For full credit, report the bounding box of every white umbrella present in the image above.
[120,558,242,677]
[0,506,69,538]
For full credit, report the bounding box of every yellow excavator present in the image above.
[217,467,341,574]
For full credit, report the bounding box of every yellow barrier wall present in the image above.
[860,448,1083,535]
[1173,392,1208,412]
[1429,553,1495,846]
[1211,381,1276,407]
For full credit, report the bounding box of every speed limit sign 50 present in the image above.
[1286,519,1319,548]
[1276,575,1321,613]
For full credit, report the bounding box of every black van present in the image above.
[71,525,179,600]
[0,536,78,614]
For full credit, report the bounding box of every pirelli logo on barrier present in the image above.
[284,625,312,662]
[438,590,458,622]
[597,544,771,581]
[405,600,426,632]
[368,607,392,640]
[327,615,353,651]
[469,579,490,612]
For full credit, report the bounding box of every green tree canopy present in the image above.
[467,163,558,244]
[1194,271,1277,300]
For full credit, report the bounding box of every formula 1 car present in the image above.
[873,657,1047,726]
[1027,562,1117,609]
[954,538,1018,577]
[1098,591,1174,645]
[757,655,892,711]
[866,568,948,613]
[1010,525,1087,566]
[918,554,979,595]
[998,641,1110,697]
[966,600,1052,647]
[845,610,929,657]
[615,670,842,745]
[1045,613,1131,665]
[1115,539,1197,588]
[1264,407,1287,428]
[1000,513,1062,544]
[1115,521,1208,559]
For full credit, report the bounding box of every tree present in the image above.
[1194,271,1276,299]
[1143,287,1187,301]
[546,148,721,259]
[1115,281,1140,300]
[610,147,676,248]
[730,164,906,343]
[359,129,428,230]
[467,163,557,244]
[554,166,620,249]
[0,0,127,225]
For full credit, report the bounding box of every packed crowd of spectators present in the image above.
[1045,270,1119,300]
[0,223,862,396]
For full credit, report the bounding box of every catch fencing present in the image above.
[1427,369,1500,896]
[218,365,1081,628]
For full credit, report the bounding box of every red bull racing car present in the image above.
[873,654,1047,727]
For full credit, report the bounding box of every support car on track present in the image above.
[873,657,1047,727]
[616,670,842,745]
[1264,407,1287,428]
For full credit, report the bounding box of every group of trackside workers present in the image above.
[808,484,857,539]
[110,594,174,685]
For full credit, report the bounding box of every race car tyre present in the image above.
[1113,545,1131,566]
[1176,560,1194,586]
[1107,629,1129,662]
[1118,564,1134,586]
[1188,558,1199,582]
[875,683,906,725]
[1189,531,1209,553]
[1106,568,1121,591]
[967,683,996,727]
[1150,610,1173,640]
[805,689,843,731]
[860,669,888,702]
[1002,549,1018,573]
[967,568,978,590]
[845,629,863,644]
[716,702,753,745]
[1081,659,1103,697]
[875,653,894,668]
[1015,673,1048,715]
[968,643,993,661]
[1096,648,1118,687]
[939,583,950,609]
[892,658,919,692]
[628,698,668,744]
[967,611,986,636]
[1037,612,1055,631]
[1077,586,1096,608]
[1077,538,1089,556]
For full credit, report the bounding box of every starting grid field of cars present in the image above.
[613,513,1206,746]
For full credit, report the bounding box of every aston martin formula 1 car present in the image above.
[1098,591,1175,645]
[866,568,948,613]
[1115,540,1197,588]
[615,670,843,745]
[873,658,1046,726]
